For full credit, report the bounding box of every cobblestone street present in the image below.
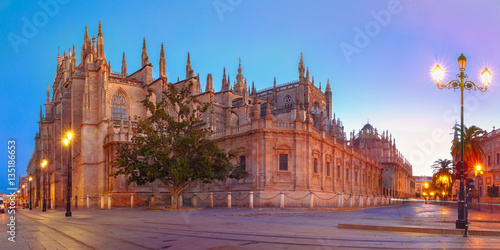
[2,203,500,249]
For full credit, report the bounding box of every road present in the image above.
[1,203,500,249]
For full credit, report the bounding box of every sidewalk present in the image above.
[336,202,500,236]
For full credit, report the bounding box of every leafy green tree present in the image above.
[112,82,247,209]
[451,124,486,170]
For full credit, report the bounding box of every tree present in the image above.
[431,158,454,192]
[451,124,486,170]
[112,82,247,209]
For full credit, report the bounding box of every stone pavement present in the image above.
[1,203,500,249]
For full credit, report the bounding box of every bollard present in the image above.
[227,192,232,209]
[210,192,213,208]
[280,193,285,209]
[350,194,354,208]
[108,194,112,210]
[309,192,314,209]
[249,191,254,209]
[338,192,343,208]
[101,195,104,210]
[193,193,197,208]
[179,194,183,208]
[131,193,134,208]
[87,195,90,209]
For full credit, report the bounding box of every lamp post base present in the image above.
[42,199,46,212]
[456,219,467,229]
[65,202,72,217]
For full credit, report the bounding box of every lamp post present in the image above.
[29,175,32,210]
[475,164,484,211]
[424,182,429,204]
[433,53,491,234]
[41,159,47,212]
[22,184,25,207]
[63,131,73,217]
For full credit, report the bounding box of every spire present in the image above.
[326,78,331,92]
[306,67,309,82]
[312,76,314,85]
[298,52,305,80]
[221,67,228,91]
[98,20,102,37]
[319,81,321,91]
[251,81,256,95]
[121,52,127,76]
[46,83,50,103]
[227,75,231,89]
[274,77,276,88]
[141,37,149,67]
[40,106,42,119]
[159,43,166,77]
[84,25,90,49]
[206,74,213,92]
[186,52,193,79]
[96,21,104,59]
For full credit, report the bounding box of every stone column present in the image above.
[101,195,104,210]
[280,193,285,209]
[338,192,343,208]
[108,194,112,210]
[210,192,213,208]
[249,192,254,209]
[310,192,314,209]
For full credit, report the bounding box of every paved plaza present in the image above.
[2,203,500,249]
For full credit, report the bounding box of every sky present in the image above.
[1,0,500,194]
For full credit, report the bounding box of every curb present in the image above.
[337,224,500,237]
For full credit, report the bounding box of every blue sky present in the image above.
[1,0,500,193]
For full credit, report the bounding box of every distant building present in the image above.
[27,22,413,208]
[477,127,500,199]
[414,176,432,197]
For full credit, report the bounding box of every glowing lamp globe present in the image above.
[481,68,491,85]
[433,65,444,83]
[458,54,467,72]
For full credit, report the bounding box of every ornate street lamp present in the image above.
[433,53,491,235]
[41,159,48,212]
[63,131,73,217]
[29,175,32,210]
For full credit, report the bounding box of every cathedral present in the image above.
[27,22,413,208]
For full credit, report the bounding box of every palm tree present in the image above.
[431,159,454,191]
[451,124,487,170]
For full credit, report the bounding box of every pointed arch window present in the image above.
[112,91,127,120]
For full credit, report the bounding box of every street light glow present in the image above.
[22,184,25,188]
[64,138,70,146]
[481,68,491,85]
[433,65,444,83]
[41,159,48,168]
[424,182,429,188]
[29,176,32,181]
[67,131,73,140]
[476,165,482,171]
